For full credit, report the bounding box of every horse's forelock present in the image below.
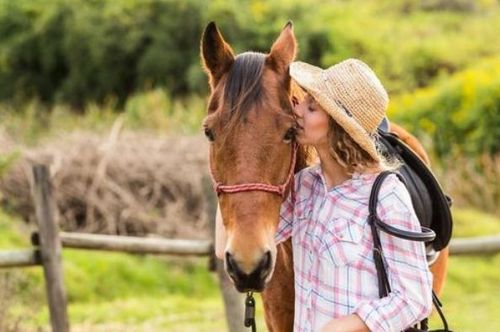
[223,52,266,121]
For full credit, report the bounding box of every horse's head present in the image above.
[201,22,298,291]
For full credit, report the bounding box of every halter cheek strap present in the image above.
[209,142,298,198]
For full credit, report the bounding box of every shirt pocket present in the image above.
[318,217,366,267]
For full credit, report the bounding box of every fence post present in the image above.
[32,165,70,332]
[203,176,246,332]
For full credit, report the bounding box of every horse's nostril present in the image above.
[224,250,273,292]
[258,251,272,278]
[225,252,238,276]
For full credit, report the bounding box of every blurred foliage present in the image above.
[0,0,205,107]
[0,90,206,145]
[0,0,499,107]
[0,150,19,178]
[437,153,500,215]
[389,57,500,158]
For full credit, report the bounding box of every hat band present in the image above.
[334,100,353,118]
[320,72,356,119]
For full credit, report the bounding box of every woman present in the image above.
[216,59,433,332]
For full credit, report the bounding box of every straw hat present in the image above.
[290,59,388,162]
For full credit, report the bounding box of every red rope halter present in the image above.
[209,143,298,198]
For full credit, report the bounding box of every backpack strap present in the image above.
[368,171,452,331]
[368,171,436,244]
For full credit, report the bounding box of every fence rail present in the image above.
[449,235,500,255]
[4,234,500,269]
[0,249,40,268]
[32,232,212,256]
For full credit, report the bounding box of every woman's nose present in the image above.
[293,103,303,118]
[290,97,299,115]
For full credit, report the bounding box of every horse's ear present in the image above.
[201,22,235,89]
[267,21,297,74]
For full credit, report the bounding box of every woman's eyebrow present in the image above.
[306,94,316,106]
[306,93,315,103]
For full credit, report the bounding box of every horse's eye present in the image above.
[283,127,296,144]
[204,128,215,142]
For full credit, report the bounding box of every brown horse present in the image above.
[201,22,448,332]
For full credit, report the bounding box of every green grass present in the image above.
[452,208,500,237]
[0,209,29,248]
[68,295,227,332]
[62,251,218,303]
[433,255,500,331]
[1,208,500,331]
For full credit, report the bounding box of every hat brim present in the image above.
[290,61,380,162]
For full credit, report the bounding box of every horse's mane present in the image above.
[223,52,265,127]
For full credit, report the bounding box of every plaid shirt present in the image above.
[275,164,433,332]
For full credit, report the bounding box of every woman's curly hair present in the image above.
[327,118,399,175]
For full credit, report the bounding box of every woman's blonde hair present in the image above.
[327,118,399,175]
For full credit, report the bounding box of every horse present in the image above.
[200,21,449,332]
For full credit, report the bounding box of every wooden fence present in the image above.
[1,164,500,331]
[0,165,246,332]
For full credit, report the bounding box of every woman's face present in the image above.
[293,94,330,147]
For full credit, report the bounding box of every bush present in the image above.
[0,0,205,106]
[389,57,500,159]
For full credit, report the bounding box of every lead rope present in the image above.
[244,292,257,332]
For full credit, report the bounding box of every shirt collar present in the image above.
[309,163,379,192]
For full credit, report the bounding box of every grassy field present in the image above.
[1,208,500,331]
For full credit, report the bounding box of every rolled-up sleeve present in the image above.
[354,178,433,332]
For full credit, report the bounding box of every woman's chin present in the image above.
[295,135,306,145]
[296,137,311,146]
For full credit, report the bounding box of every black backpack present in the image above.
[376,127,453,251]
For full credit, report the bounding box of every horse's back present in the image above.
[389,122,431,165]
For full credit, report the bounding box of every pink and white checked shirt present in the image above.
[275,164,433,332]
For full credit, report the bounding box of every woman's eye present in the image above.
[204,128,215,142]
[283,127,296,143]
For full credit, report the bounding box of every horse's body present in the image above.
[201,22,448,332]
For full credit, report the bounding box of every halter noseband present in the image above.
[209,142,298,198]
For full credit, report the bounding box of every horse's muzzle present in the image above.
[225,251,273,292]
